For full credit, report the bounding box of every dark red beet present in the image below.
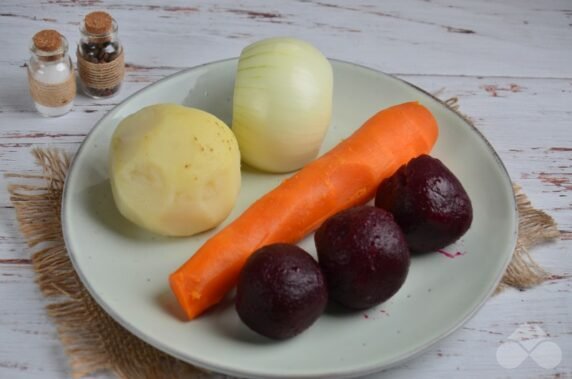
[236,244,327,340]
[314,206,410,310]
[375,154,473,254]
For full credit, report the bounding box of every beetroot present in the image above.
[236,244,327,340]
[375,154,473,253]
[314,206,410,310]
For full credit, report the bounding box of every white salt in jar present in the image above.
[28,30,76,117]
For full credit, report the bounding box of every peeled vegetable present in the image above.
[170,102,438,320]
[109,104,241,237]
[232,37,333,173]
[375,154,473,253]
[315,206,410,309]
[236,244,327,340]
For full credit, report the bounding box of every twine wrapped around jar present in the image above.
[27,68,76,108]
[77,49,125,90]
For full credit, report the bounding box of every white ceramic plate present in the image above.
[62,59,517,379]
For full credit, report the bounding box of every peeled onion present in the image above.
[232,37,333,173]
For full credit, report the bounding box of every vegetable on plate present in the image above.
[109,104,241,237]
[315,206,410,310]
[232,37,333,173]
[170,101,439,320]
[375,154,473,253]
[236,243,327,340]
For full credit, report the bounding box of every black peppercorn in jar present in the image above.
[77,11,124,98]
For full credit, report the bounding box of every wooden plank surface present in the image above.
[0,0,570,378]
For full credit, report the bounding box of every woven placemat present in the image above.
[6,104,560,379]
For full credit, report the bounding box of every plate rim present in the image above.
[62,57,518,379]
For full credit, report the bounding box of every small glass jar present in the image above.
[28,30,75,117]
[77,11,124,98]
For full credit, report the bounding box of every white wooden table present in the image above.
[0,1,570,378]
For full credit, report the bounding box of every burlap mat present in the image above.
[6,102,560,378]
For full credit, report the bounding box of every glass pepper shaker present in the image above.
[77,11,124,98]
[27,30,76,117]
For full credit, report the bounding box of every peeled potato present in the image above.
[109,104,241,237]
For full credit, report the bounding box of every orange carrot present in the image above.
[170,102,438,320]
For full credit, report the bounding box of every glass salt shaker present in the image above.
[77,11,124,98]
[28,30,76,117]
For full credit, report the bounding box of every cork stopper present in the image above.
[33,30,62,52]
[84,11,113,35]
